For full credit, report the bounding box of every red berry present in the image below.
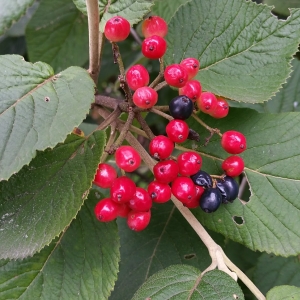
[210,97,229,119]
[126,64,150,90]
[196,92,218,114]
[166,119,189,143]
[117,203,131,218]
[142,35,167,59]
[110,176,136,203]
[164,64,188,88]
[93,163,117,188]
[177,151,202,176]
[133,86,158,109]
[222,156,245,177]
[221,131,247,154]
[129,187,152,211]
[127,210,151,231]
[142,16,168,38]
[115,145,141,172]
[153,160,179,184]
[180,58,200,79]
[149,135,174,160]
[94,198,119,222]
[171,177,196,205]
[148,181,171,203]
[178,80,202,102]
[104,16,130,42]
[184,185,205,208]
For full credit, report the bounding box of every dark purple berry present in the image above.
[216,176,239,204]
[169,95,193,120]
[200,187,222,213]
[191,170,213,188]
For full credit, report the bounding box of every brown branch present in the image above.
[135,112,155,140]
[95,108,121,131]
[150,107,173,121]
[94,94,120,109]
[149,57,165,88]
[154,80,168,91]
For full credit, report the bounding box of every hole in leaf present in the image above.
[233,216,244,225]
[233,294,239,299]
[184,253,196,260]
[95,192,101,199]
[44,96,50,102]
[238,174,251,204]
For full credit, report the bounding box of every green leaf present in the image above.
[266,285,300,300]
[26,0,89,73]
[0,131,105,259]
[110,201,212,300]
[151,0,190,23]
[0,189,120,299]
[0,55,95,181]
[263,0,300,16]
[165,0,300,103]
[132,266,244,300]
[253,254,300,295]
[183,108,300,256]
[0,0,35,36]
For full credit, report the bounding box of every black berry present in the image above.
[191,170,213,188]
[200,187,222,213]
[216,176,239,204]
[169,95,193,120]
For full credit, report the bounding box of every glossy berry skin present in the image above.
[171,177,196,205]
[129,187,152,211]
[117,203,131,218]
[180,58,200,79]
[210,97,229,119]
[133,86,158,109]
[177,151,202,176]
[127,210,151,231]
[222,156,244,177]
[148,181,171,203]
[94,198,119,222]
[164,64,188,88]
[126,65,150,90]
[142,16,168,38]
[169,95,193,120]
[110,176,136,203]
[115,145,141,172]
[191,170,213,188]
[221,131,247,154]
[200,188,222,213]
[153,160,179,184]
[142,35,167,59]
[216,176,239,203]
[104,16,130,42]
[196,92,218,114]
[185,185,205,208]
[166,119,189,143]
[179,80,202,102]
[149,135,174,160]
[93,163,117,188]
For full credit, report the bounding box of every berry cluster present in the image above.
[95,15,248,231]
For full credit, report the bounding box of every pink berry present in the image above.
[94,198,119,222]
[142,16,168,38]
[221,131,247,154]
[115,145,141,172]
[142,35,167,59]
[127,210,151,231]
[117,203,131,218]
[171,177,196,205]
[166,119,189,143]
[153,160,179,184]
[178,80,202,102]
[93,163,117,188]
[210,97,229,119]
[129,187,152,211]
[149,135,174,160]
[110,176,136,203]
[148,181,171,203]
[180,58,200,79]
[164,64,188,88]
[185,185,204,209]
[104,16,130,42]
[196,92,218,114]
[133,86,158,109]
[177,151,202,176]
[126,64,150,90]
[222,156,245,177]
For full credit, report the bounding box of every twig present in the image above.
[130,28,142,45]
[192,112,222,137]
[98,32,105,74]
[135,112,155,140]
[154,80,168,91]
[94,94,120,109]
[153,105,169,112]
[86,0,100,84]
[101,126,117,162]
[150,107,173,121]
[149,58,165,88]
[95,108,121,131]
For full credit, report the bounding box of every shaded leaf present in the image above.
[266,285,300,300]
[132,266,244,300]
[165,0,300,103]
[110,201,212,300]
[0,0,35,36]
[0,55,95,181]
[26,0,89,73]
[0,189,119,299]
[0,131,105,259]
